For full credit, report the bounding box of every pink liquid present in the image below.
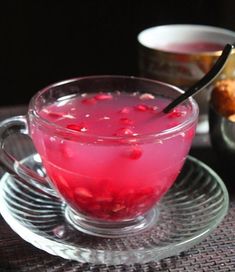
[30,92,196,221]
[160,41,224,53]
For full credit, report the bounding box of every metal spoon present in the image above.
[163,43,234,113]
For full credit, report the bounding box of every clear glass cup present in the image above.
[0,75,198,237]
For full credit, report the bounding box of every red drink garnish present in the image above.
[66,123,87,132]
[126,146,142,160]
[119,107,131,114]
[47,111,65,118]
[167,109,186,118]
[119,117,134,125]
[134,104,150,112]
[81,97,97,105]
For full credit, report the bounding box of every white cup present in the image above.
[138,24,235,134]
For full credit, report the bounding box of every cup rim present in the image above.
[137,24,235,56]
[29,75,199,142]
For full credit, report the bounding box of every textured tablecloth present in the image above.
[0,105,234,272]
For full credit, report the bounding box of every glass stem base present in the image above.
[64,206,159,238]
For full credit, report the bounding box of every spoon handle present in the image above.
[163,43,234,113]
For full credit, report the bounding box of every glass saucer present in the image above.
[0,155,229,265]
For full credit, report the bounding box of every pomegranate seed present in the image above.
[184,128,195,140]
[112,203,125,212]
[94,93,113,100]
[125,146,142,160]
[66,123,87,132]
[119,117,134,125]
[115,128,134,136]
[119,107,131,114]
[167,109,185,118]
[48,112,65,118]
[75,187,93,198]
[134,104,149,112]
[81,97,97,105]
[139,93,155,100]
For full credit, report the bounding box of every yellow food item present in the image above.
[211,79,235,117]
[228,114,235,122]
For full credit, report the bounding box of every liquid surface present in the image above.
[39,92,191,136]
[31,92,196,221]
[158,41,224,53]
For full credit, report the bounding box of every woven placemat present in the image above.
[0,106,234,271]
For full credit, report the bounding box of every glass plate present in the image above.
[0,155,229,265]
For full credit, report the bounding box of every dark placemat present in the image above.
[0,106,234,271]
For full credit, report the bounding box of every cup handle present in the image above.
[0,115,58,197]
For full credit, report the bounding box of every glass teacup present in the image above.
[0,76,198,237]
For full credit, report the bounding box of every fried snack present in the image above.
[211,79,235,118]
[228,114,235,122]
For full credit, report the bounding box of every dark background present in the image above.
[1,0,235,106]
